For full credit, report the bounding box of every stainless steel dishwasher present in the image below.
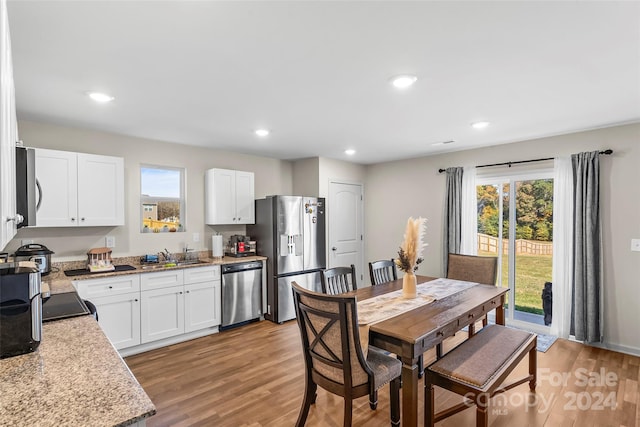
[221,261,263,329]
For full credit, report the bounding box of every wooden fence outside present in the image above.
[477,233,553,256]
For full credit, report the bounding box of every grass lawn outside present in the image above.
[479,251,552,315]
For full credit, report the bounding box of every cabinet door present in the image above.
[141,286,184,343]
[35,149,78,227]
[77,153,124,226]
[185,281,221,332]
[0,1,18,248]
[205,168,236,224]
[235,171,255,224]
[92,293,141,350]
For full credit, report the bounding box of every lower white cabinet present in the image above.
[75,265,222,352]
[185,281,220,332]
[91,293,141,350]
[141,285,185,343]
[74,275,141,350]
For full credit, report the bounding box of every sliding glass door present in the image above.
[477,171,553,330]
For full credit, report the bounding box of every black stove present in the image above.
[42,292,91,322]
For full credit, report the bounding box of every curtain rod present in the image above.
[438,149,613,173]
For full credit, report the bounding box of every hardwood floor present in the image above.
[126,320,640,427]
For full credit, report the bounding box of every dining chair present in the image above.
[321,264,357,294]
[291,281,401,427]
[446,253,498,337]
[368,259,398,286]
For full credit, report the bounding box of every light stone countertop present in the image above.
[44,255,266,290]
[0,316,155,427]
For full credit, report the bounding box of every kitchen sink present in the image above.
[139,260,209,270]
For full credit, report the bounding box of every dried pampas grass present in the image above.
[395,217,427,273]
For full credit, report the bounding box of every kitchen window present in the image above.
[140,165,185,233]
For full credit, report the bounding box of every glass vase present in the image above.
[402,272,417,299]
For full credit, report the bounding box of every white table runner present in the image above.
[357,278,479,326]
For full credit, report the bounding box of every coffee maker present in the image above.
[0,263,42,358]
[225,235,256,257]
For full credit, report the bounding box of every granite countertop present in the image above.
[45,254,267,286]
[0,316,155,427]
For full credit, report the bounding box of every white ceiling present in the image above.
[7,1,640,165]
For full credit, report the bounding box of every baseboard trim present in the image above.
[119,327,220,357]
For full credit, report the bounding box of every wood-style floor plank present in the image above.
[126,320,639,426]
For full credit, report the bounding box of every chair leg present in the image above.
[529,343,537,391]
[390,378,400,427]
[424,379,435,427]
[343,397,353,427]
[295,379,317,427]
[369,389,378,410]
[476,402,488,427]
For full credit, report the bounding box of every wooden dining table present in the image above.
[354,275,508,427]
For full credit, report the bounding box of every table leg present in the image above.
[401,356,420,427]
[496,297,505,325]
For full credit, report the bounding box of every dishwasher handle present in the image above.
[222,261,263,274]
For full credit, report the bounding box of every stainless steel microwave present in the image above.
[15,146,37,228]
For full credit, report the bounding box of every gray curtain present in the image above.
[570,151,602,343]
[443,167,463,274]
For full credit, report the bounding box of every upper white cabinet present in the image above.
[205,168,255,225]
[0,0,18,249]
[35,148,125,227]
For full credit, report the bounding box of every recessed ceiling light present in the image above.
[254,129,270,137]
[471,121,490,129]
[87,92,114,103]
[345,149,356,156]
[390,75,418,89]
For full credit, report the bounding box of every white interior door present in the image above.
[328,181,364,284]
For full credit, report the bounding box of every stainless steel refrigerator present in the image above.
[247,196,325,323]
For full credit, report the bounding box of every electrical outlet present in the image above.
[105,236,116,248]
[21,239,34,246]
[193,233,200,243]
[632,239,640,252]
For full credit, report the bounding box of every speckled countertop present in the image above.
[44,254,266,290]
[0,316,155,427]
[0,253,267,426]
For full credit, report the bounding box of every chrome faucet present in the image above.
[183,245,196,261]
[160,248,175,262]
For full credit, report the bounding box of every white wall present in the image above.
[7,120,293,259]
[365,123,640,354]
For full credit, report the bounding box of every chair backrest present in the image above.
[368,259,398,286]
[291,281,371,393]
[321,264,357,294]
[446,253,498,285]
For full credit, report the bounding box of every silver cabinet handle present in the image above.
[81,218,85,221]
[71,217,76,222]
[6,214,24,224]
[36,179,42,211]
[332,247,337,251]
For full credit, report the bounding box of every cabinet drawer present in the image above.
[140,269,184,291]
[458,303,487,330]
[421,318,460,349]
[74,275,140,299]
[183,265,220,284]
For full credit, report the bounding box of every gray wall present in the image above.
[8,120,293,259]
[364,123,640,355]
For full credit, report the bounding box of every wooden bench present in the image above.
[424,324,537,427]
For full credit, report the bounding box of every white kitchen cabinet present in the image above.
[0,1,19,249]
[184,265,221,332]
[74,275,141,350]
[91,293,141,350]
[205,168,255,225]
[35,148,124,227]
[140,285,185,343]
